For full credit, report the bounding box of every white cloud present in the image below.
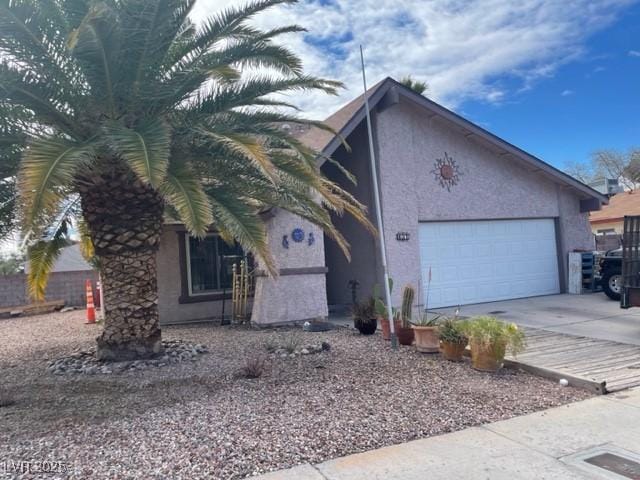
[630,50,640,57]
[191,0,636,118]
[561,89,574,96]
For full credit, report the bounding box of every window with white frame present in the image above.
[186,234,246,295]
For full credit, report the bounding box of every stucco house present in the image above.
[156,77,607,325]
[590,190,640,235]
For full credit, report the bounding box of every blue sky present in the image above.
[191,0,640,171]
[460,4,640,170]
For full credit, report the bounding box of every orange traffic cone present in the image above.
[85,279,96,324]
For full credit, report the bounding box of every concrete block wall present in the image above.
[0,274,27,307]
[0,270,98,308]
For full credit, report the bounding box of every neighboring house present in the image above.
[588,177,624,196]
[1,244,96,308]
[37,243,94,273]
[590,190,640,235]
[155,77,606,325]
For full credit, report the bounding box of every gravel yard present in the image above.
[1,311,591,479]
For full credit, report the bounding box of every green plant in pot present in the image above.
[462,316,525,372]
[352,297,377,335]
[396,285,415,346]
[373,279,397,341]
[438,317,468,361]
[411,311,440,353]
[411,264,440,353]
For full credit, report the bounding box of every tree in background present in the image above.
[565,148,640,190]
[400,76,429,95]
[1,0,372,360]
[0,253,24,275]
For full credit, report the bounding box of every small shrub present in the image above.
[351,297,375,322]
[282,335,300,354]
[438,317,468,344]
[240,356,267,379]
[263,337,280,353]
[462,316,526,359]
[412,311,441,326]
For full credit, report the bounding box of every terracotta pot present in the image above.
[354,317,378,335]
[469,340,506,372]
[412,325,439,353]
[379,317,401,341]
[441,340,467,361]
[396,325,415,345]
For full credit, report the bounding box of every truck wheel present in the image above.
[602,271,622,301]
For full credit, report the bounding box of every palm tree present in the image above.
[1,0,371,360]
[400,76,428,95]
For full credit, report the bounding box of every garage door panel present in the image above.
[419,219,560,308]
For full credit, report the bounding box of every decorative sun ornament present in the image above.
[431,152,462,192]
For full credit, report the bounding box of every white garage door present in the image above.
[419,219,560,309]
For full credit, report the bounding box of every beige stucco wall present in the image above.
[250,209,329,325]
[591,220,623,234]
[156,228,232,325]
[157,211,328,326]
[368,100,594,306]
[159,96,598,323]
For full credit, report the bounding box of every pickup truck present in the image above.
[597,248,622,301]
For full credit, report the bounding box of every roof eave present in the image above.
[386,79,608,204]
[319,77,607,206]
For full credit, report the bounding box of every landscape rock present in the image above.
[46,340,209,375]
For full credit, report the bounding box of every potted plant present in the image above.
[411,311,440,352]
[396,285,415,346]
[462,316,525,372]
[410,264,440,353]
[351,297,377,335]
[373,279,398,340]
[438,317,468,361]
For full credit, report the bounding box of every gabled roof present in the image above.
[299,77,607,205]
[24,243,92,274]
[590,190,640,224]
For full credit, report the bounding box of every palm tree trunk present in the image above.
[78,161,165,361]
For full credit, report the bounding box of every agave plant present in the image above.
[1,0,372,360]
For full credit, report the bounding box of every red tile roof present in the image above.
[590,190,640,224]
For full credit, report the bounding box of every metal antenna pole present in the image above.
[360,45,398,349]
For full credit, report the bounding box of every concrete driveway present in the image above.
[434,293,640,346]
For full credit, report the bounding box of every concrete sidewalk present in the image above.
[256,388,640,480]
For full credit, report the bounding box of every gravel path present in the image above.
[0,311,592,479]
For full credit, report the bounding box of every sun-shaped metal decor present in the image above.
[431,152,462,192]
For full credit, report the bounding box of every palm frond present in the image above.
[27,219,71,302]
[76,216,99,269]
[0,63,79,136]
[68,2,120,116]
[103,119,171,187]
[160,159,213,237]
[206,189,275,275]
[120,0,198,104]
[194,127,275,180]
[202,39,304,77]
[166,0,296,67]
[18,137,93,233]
[193,75,342,114]
[0,0,85,93]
